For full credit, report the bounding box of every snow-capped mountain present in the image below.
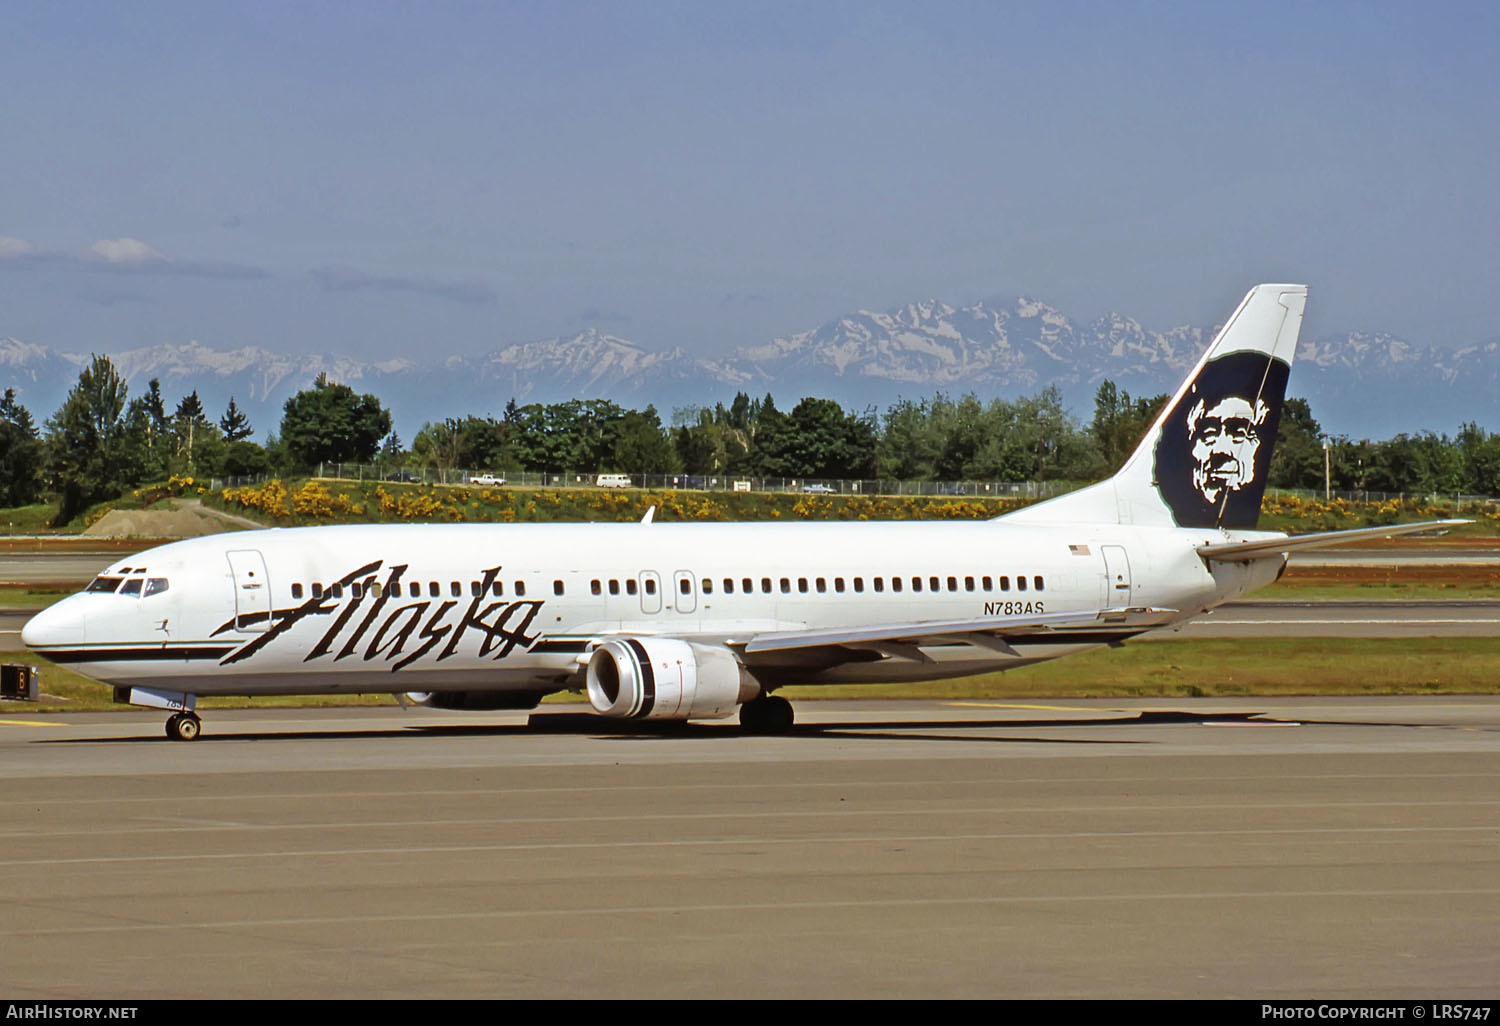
[2,296,1495,440]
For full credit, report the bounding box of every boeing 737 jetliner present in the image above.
[21,285,1463,739]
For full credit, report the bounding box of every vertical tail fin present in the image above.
[1003,284,1307,530]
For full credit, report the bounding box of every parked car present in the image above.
[386,471,421,483]
[801,483,836,494]
[596,474,632,488]
[467,473,506,486]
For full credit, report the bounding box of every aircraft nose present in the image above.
[21,601,86,647]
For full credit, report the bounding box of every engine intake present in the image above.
[586,638,756,720]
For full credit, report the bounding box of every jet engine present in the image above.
[586,638,758,721]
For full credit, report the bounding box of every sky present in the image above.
[3,0,1499,363]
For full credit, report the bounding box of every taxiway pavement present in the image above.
[1,698,1496,999]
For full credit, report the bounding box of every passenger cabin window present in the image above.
[679,578,691,595]
[292,583,304,600]
[702,578,713,594]
[891,577,902,593]
[626,579,637,596]
[816,578,826,593]
[312,583,323,599]
[834,577,845,593]
[451,581,461,597]
[515,581,526,597]
[854,577,864,593]
[947,576,958,592]
[643,579,656,596]
[554,580,565,596]
[911,577,922,592]
[1034,576,1044,591]
[493,581,504,597]
[723,578,734,594]
[591,580,602,596]
[351,583,363,599]
[797,578,808,594]
[780,578,791,594]
[743,578,753,593]
[761,578,771,594]
[1017,576,1027,592]
[410,582,421,598]
[999,576,1010,592]
[982,576,993,591]
[609,579,620,595]
[964,576,974,591]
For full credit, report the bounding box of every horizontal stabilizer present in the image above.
[1196,519,1471,561]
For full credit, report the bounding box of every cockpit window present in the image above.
[119,579,143,596]
[87,576,122,593]
[144,578,169,597]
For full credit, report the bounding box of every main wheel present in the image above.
[739,695,795,735]
[168,713,202,742]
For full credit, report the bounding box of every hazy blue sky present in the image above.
[3,0,1498,360]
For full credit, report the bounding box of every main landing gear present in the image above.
[739,694,795,735]
[165,712,203,742]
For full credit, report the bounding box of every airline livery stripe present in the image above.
[37,647,237,663]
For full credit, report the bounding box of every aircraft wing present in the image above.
[739,606,1178,660]
[1196,519,1470,561]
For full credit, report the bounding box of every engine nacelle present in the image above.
[402,691,546,711]
[586,638,756,721]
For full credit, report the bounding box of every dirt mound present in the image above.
[83,506,248,539]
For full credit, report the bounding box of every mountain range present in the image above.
[3,295,1495,441]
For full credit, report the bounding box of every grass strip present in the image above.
[6,638,1499,715]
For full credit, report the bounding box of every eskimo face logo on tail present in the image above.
[1187,394,1269,504]
[1154,351,1289,530]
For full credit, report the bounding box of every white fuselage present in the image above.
[21,519,1281,698]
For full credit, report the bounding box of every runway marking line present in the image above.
[0,718,57,727]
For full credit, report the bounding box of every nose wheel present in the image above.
[165,712,202,742]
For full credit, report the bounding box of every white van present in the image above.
[596,474,632,488]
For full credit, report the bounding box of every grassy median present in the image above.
[5,637,1500,716]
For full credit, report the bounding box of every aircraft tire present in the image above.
[739,695,794,735]
[168,713,202,742]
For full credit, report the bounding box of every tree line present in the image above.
[5,354,1500,524]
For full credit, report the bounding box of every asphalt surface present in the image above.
[0,698,1496,999]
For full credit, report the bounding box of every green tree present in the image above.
[0,389,45,506]
[45,355,143,523]
[1267,397,1324,489]
[219,396,253,442]
[279,374,392,466]
[614,405,680,474]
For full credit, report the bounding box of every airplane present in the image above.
[21,284,1466,740]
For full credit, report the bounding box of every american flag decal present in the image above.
[1068,544,1091,556]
